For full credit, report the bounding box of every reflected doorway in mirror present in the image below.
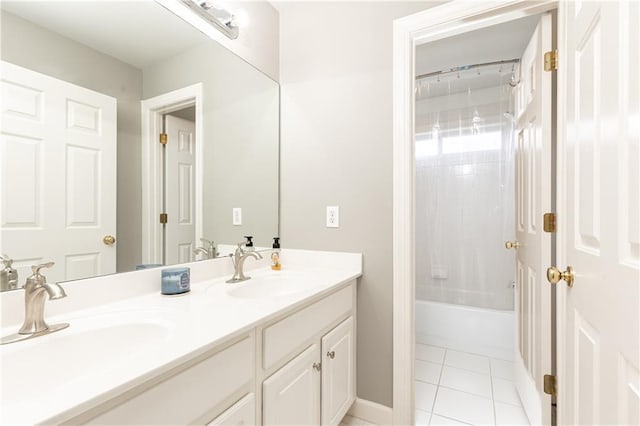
[141,84,204,267]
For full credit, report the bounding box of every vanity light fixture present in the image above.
[179,0,239,39]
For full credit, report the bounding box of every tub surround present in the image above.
[0,249,362,425]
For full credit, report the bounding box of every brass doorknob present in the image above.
[505,241,520,249]
[103,235,116,246]
[547,266,574,287]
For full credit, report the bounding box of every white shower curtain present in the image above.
[414,70,516,311]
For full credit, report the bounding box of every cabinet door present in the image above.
[321,317,355,426]
[207,393,255,425]
[263,344,320,425]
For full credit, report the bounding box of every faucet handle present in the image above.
[32,262,55,275]
[203,239,216,251]
[1,254,13,267]
[25,262,54,287]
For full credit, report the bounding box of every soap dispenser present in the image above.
[271,237,281,270]
[0,254,18,291]
[244,236,254,251]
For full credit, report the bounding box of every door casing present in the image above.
[392,1,558,424]
[141,84,203,265]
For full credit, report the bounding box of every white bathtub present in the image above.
[415,299,515,360]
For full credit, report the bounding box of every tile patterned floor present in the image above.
[415,343,530,426]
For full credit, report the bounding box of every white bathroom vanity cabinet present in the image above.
[0,250,361,426]
[75,281,356,425]
[261,285,355,426]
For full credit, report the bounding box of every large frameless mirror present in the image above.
[0,0,279,290]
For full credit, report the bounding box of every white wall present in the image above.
[278,1,441,407]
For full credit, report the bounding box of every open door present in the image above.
[557,1,640,423]
[512,14,554,425]
[163,114,196,265]
[1,61,117,284]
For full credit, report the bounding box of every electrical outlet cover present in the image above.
[233,207,242,225]
[326,206,339,228]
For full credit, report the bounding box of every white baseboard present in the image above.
[347,398,393,425]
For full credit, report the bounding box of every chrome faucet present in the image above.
[0,262,69,345]
[226,241,263,283]
[193,238,218,260]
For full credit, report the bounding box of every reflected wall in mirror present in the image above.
[0,1,279,291]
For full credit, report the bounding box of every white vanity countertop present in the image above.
[0,250,362,425]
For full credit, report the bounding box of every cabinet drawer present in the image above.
[88,336,253,425]
[207,393,255,425]
[263,284,353,370]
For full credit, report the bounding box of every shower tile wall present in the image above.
[415,148,515,311]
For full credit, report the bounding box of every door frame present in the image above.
[141,83,203,264]
[391,2,557,424]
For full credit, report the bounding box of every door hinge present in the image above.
[544,50,558,72]
[159,133,168,145]
[543,213,556,233]
[544,374,557,396]
[160,213,168,224]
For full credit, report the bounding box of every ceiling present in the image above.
[1,1,209,69]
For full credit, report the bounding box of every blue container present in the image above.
[135,264,163,270]
[161,267,190,295]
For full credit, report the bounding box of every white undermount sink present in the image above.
[0,309,177,403]
[227,271,323,299]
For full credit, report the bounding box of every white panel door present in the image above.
[513,15,553,425]
[164,114,195,265]
[558,1,640,424]
[321,317,355,426]
[0,61,116,284]
[263,344,321,426]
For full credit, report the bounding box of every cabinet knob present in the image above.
[327,351,335,359]
[313,362,322,371]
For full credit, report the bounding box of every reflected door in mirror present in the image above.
[164,113,196,265]
[1,61,117,285]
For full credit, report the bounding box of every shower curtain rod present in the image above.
[415,58,520,81]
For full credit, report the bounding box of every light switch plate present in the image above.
[233,207,242,225]
[326,206,339,228]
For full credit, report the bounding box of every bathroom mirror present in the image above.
[0,0,279,290]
